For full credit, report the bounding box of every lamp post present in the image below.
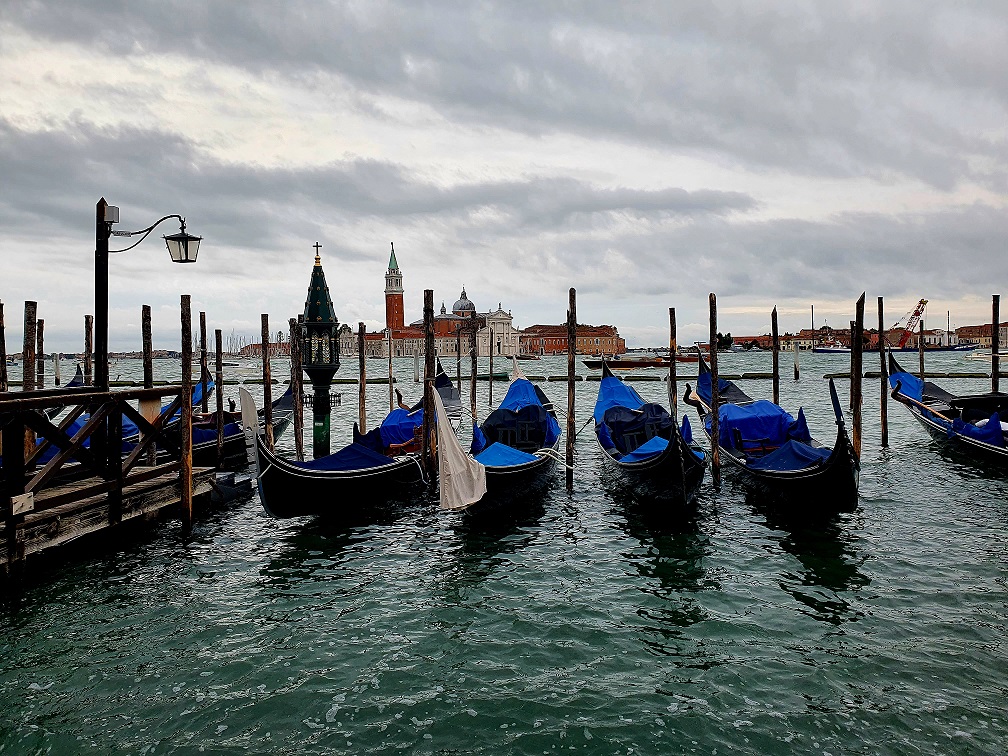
[301,244,341,458]
[95,197,201,393]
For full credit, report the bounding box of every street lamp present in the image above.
[300,243,341,458]
[95,197,202,393]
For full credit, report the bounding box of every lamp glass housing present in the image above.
[164,232,201,263]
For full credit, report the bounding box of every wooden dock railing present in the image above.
[1,384,194,567]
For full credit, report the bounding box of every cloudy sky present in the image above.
[1,1,1006,352]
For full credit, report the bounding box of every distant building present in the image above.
[520,324,625,356]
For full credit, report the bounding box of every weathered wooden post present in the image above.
[180,295,193,532]
[0,300,6,393]
[358,322,367,433]
[771,306,780,405]
[469,320,478,426]
[852,293,865,460]
[456,325,462,390]
[918,319,925,380]
[414,350,420,383]
[421,290,435,477]
[488,325,494,406]
[36,319,45,390]
[289,318,305,462]
[22,302,37,460]
[993,294,1001,394]
[565,289,577,491]
[668,307,678,416]
[793,339,800,381]
[387,329,394,412]
[261,314,274,452]
[199,312,208,414]
[84,314,93,386]
[142,305,157,466]
[215,329,224,466]
[53,353,61,386]
[709,293,721,490]
[879,297,888,448]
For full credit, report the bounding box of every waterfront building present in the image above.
[520,324,626,356]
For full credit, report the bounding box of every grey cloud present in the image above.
[6,1,1007,189]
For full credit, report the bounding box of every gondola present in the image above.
[593,361,708,510]
[249,362,465,519]
[888,352,1008,463]
[436,359,561,513]
[683,351,859,510]
[44,364,85,419]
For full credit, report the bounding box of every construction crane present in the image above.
[886,299,928,348]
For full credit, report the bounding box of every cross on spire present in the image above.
[313,241,322,266]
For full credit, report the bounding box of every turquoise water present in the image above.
[2,353,1007,754]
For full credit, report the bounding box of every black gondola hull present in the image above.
[465,449,558,515]
[255,434,425,518]
[596,434,708,511]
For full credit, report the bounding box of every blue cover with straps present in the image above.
[746,439,832,471]
[704,400,812,451]
[378,407,424,448]
[889,371,924,402]
[593,373,645,423]
[472,378,560,454]
[951,412,1005,447]
[474,442,540,467]
[620,435,669,464]
[293,442,395,471]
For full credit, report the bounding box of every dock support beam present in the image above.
[36,319,44,390]
[23,302,37,460]
[84,315,93,387]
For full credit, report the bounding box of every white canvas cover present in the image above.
[239,387,259,466]
[434,388,487,510]
[510,355,526,382]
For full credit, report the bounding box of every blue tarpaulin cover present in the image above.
[682,415,692,444]
[746,439,832,471]
[474,442,539,467]
[889,371,924,402]
[473,379,561,454]
[378,408,424,448]
[704,399,811,451]
[193,422,241,444]
[593,374,644,423]
[293,442,395,471]
[952,412,1005,447]
[620,435,669,464]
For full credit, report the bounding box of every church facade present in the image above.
[339,248,623,358]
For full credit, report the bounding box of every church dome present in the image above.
[452,287,476,315]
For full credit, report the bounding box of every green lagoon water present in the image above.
[2,352,1007,754]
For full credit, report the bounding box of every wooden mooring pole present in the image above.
[215,329,224,466]
[918,320,925,381]
[84,314,93,386]
[566,288,576,492]
[290,318,305,462]
[358,322,367,433]
[261,314,274,452]
[469,321,477,426]
[0,300,7,393]
[388,329,394,412]
[668,307,678,416]
[142,305,157,467]
[199,312,208,414]
[36,319,44,390]
[771,306,780,405]
[181,295,194,532]
[793,339,800,381]
[850,320,857,409]
[456,326,462,391]
[23,302,37,459]
[421,290,435,478]
[488,325,494,406]
[709,293,721,490]
[993,294,1001,394]
[879,297,888,448]
[852,293,865,460]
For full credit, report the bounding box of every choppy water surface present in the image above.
[2,353,1007,754]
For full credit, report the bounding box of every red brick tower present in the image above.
[384,243,404,331]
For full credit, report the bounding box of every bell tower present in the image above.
[385,242,404,331]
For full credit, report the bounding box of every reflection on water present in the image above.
[751,495,870,625]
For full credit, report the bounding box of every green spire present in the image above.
[388,242,399,272]
[304,255,337,323]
